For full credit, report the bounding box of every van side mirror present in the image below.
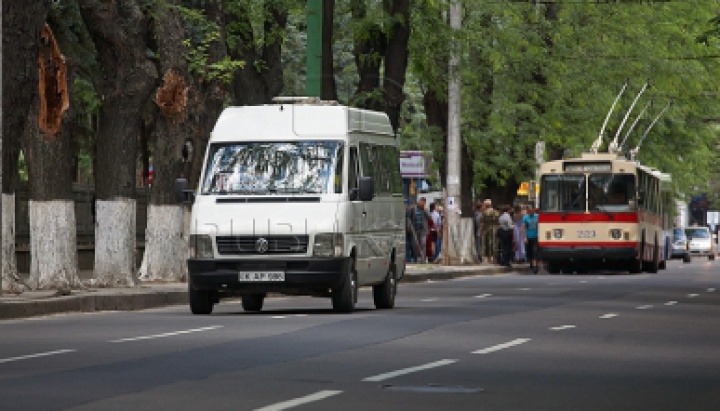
[359,176,374,202]
[174,178,195,204]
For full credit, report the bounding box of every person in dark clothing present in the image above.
[497,205,515,267]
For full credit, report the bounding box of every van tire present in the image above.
[373,262,397,309]
[189,283,213,315]
[242,294,265,312]
[683,254,691,263]
[332,260,357,313]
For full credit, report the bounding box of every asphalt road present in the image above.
[1,259,719,411]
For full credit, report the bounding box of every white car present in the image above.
[685,227,717,260]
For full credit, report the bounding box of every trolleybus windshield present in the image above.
[540,174,635,213]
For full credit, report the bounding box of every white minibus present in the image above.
[176,98,406,314]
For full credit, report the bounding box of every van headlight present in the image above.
[189,235,214,258]
[313,233,343,257]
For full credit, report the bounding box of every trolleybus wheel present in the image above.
[629,258,643,274]
[546,262,560,274]
[647,237,659,274]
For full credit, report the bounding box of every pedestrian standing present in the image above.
[523,206,540,273]
[430,203,443,262]
[405,203,415,262]
[513,204,526,263]
[412,197,431,263]
[498,205,514,267]
[474,201,484,262]
[481,199,499,264]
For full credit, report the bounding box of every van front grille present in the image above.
[216,235,309,255]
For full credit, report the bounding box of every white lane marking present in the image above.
[422,298,439,302]
[0,349,76,364]
[109,326,223,343]
[550,325,576,331]
[580,281,588,284]
[255,390,343,411]
[362,359,457,382]
[597,277,606,280]
[688,294,699,298]
[518,288,532,291]
[474,294,492,299]
[600,313,618,319]
[708,288,716,293]
[636,305,653,310]
[272,316,287,319]
[294,314,307,317]
[665,301,678,306]
[472,338,531,354]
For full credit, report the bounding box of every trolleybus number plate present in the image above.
[577,230,596,239]
[239,271,285,282]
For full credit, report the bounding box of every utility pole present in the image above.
[444,0,462,266]
[306,0,322,98]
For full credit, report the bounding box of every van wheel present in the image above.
[709,255,715,261]
[683,254,691,263]
[189,283,214,315]
[241,294,265,312]
[332,260,357,313]
[373,262,397,309]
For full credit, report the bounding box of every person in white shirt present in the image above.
[497,205,514,267]
[430,203,442,262]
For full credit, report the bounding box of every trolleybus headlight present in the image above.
[610,229,622,240]
[553,229,564,239]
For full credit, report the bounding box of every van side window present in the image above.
[386,147,403,195]
[359,143,374,182]
[348,146,359,193]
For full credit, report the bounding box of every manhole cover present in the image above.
[381,384,482,394]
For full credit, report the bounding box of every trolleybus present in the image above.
[537,152,673,274]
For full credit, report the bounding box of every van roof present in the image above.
[211,104,394,142]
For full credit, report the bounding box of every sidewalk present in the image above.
[0,263,529,320]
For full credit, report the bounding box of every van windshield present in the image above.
[200,141,344,195]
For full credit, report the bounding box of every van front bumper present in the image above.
[188,257,351,294]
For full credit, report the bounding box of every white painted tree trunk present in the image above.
[2,193,24,293]
[138,204,187,282]
[94,199,136,287]
[28,200,80,290]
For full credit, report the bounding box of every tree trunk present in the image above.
[78,0,157,286]
[23,24,80,290]
[351,2,385,111]
[321,0,337,101]
[227,1,288,105]
[2,0,54,292]
[139,0,190,282]
[382,0,411,133]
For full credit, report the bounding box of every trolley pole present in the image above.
[444,0,462,266]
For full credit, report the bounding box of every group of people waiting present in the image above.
[475,199,539,273]
[405,196,539,273]
[405,197,443,263]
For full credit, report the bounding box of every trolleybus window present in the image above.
[588,174,635,212]
[540,175,585,212]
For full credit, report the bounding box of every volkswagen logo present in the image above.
[255,237,269,253]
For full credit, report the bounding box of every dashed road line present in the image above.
[421,298,439,302]
[708,288,716,293]
[665,301,678,306]
[550,325,576,331]
[636,305,653,310]
[688,294,699,298]
[0,349,76,364]
[473,338,531,354]
[362,359,457,382]
[109,325,223,343]
[255,390,343,411]
[600,313,618,319]
[474,294,492,299]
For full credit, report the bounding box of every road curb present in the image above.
[400,266,527,283]
[0,290,188,320]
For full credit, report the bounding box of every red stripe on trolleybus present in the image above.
[539,213,638,223]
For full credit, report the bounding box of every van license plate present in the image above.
[238,271,285,282]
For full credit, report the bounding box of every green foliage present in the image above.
[176,5,245,83]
